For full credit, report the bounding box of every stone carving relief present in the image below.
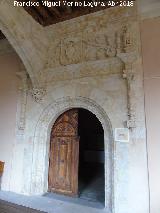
[31,87,46,103]
[45,17,137,129]
[61,36,82,65]
[117,25,134,54]
[83,29,117,61]
[46,23,135,68]
[50,40,61,67]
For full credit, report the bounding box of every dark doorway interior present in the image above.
[78,109,105,204]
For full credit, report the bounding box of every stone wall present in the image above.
[0,40,21,192]
[0,1,149,213]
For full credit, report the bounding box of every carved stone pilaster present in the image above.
[123,63,136,129]
[16,70,28,135]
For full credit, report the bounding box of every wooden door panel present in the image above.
[48,109,79,196]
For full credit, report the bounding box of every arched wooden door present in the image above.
[48,109,79,196]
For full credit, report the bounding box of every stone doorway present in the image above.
[31,97,113,212]
[78,109,105,204]
[48,108,105,204]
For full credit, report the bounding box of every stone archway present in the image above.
[0,20,38,86]
[30,97,114,212]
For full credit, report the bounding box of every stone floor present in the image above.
[0,191,106,213]
[79,163,105,203]
[0,164,106,213]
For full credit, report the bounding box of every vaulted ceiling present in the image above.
[18,0,123,26]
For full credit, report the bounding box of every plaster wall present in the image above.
[0,41,20,191]
[139,0,160,19]
[141,16,160,213]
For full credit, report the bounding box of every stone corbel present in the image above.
[123,63,136,129]
[31,87,46,103]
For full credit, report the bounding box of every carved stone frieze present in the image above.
[46,22,136,69]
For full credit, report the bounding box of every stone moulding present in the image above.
[46,57,125,83]
[30,97,114,212]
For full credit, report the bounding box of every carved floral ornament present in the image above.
[31,88,46,103]
[46,24,136,68]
